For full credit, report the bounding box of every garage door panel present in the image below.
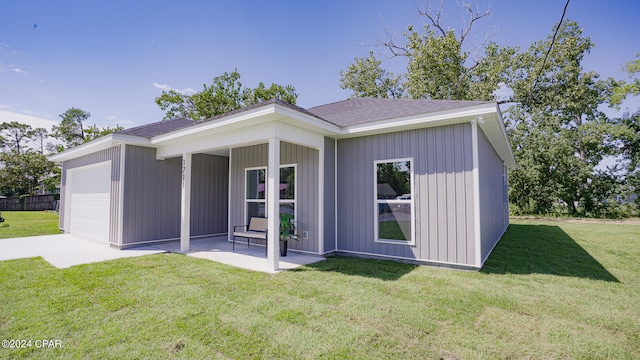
[67,161,112,244]
[70,193,111,243]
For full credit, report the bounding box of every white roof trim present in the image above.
[151,103,342,145]
[339,103,497,137]
[49,133,150,162]
[52,101,515,168]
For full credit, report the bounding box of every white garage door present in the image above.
[66,161,112,244]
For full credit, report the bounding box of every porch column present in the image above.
[267,137,280,271]
[180,152,192,252]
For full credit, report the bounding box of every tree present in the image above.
[339,51,404,98]
[612,53,640,105]
[0,149,57,196]
[505,21,622,216]
[31,127,48,153]
[340,1,633,217]
[50,108,123,152]
[84,124,124,142]
[155,70,298,121]
[0,121,33,154]
[51,107,91,148]
[614,56,640,206]
[340,0,515,101]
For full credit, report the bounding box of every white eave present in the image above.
[339,102,497,137]
[48,133,150,162]
[51,101,515,168]
[151,102,342,146]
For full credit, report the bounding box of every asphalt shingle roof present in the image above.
[306,98,491,127]
[116,117,194,138]
[116,98,492,139]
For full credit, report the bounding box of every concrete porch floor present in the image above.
[147,235,325,273]
[0,234,324,273]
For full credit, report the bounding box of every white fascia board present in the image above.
[49,134,150,162]
[151,106,279,145]
[155,122,324,159]
[151,103,341,146]
[479,106,516,168]
[272,103,342,135]
[338,103,498,138]
[274,123,325,149]
[156,122,278,159]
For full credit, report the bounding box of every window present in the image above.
[279,165,296,221]
[244,165,296,224]
[245,167,266,223]
[374,159,414,245]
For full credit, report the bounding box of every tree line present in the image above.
[0,108,122,197]
[336,2,639,218]
[5,1,638,219]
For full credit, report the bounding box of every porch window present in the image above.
[279,165,296,219]
[245,167,266,223]
[374,158,414,245]
[244,165,297,224]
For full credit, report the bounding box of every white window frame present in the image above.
[244,166,267,224]
[373,158,415,246]
[278,164,298,228]
[244,164,297,225]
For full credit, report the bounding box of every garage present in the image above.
[65,161,112,244]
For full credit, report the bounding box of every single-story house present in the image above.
[50,98,515,271]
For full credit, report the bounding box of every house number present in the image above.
[182,159,186,187]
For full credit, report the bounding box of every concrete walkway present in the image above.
[0,234,164,268]
[0,234,325,273]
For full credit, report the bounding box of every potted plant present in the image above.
[279,213,301,256]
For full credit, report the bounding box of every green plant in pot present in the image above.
[279,213,301,257]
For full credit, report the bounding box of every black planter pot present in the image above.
[280,240,288,257]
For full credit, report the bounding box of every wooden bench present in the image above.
[233,217,268,255]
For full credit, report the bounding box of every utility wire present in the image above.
[532,0,571,91]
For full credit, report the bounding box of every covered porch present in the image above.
[152,101,335,272]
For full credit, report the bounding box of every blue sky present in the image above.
[1,0,638,133]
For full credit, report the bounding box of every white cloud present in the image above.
[0,107,58,131]
[105,114,136,127]
[152,82,196,95]
[12,67,29,76]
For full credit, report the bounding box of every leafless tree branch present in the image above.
[457,0,491,45]
[416,0,448,37]
[374,29,411,57]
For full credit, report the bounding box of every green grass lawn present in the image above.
[0,219,639,359]
[0,211,61,239]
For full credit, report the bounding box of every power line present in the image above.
[532,0,571,92]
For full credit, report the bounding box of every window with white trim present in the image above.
[374,158,414,245]
[244,165,297,224]
[279,165,296,222]
[245,167,266,224]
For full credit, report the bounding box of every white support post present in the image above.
[267,138,281,271]
[318,144,324,254]
[181,152,192,252]
[471,118,483,267]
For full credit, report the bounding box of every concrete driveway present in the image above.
[0,234,165,268]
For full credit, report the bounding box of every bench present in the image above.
[233,217,268,255]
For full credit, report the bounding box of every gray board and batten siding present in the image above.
[59,145,122,245]
[477,127,510,264]
[59,144,229,247]
[336,124,478,267]
[229,141,320,254]
[121,145,229,245]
